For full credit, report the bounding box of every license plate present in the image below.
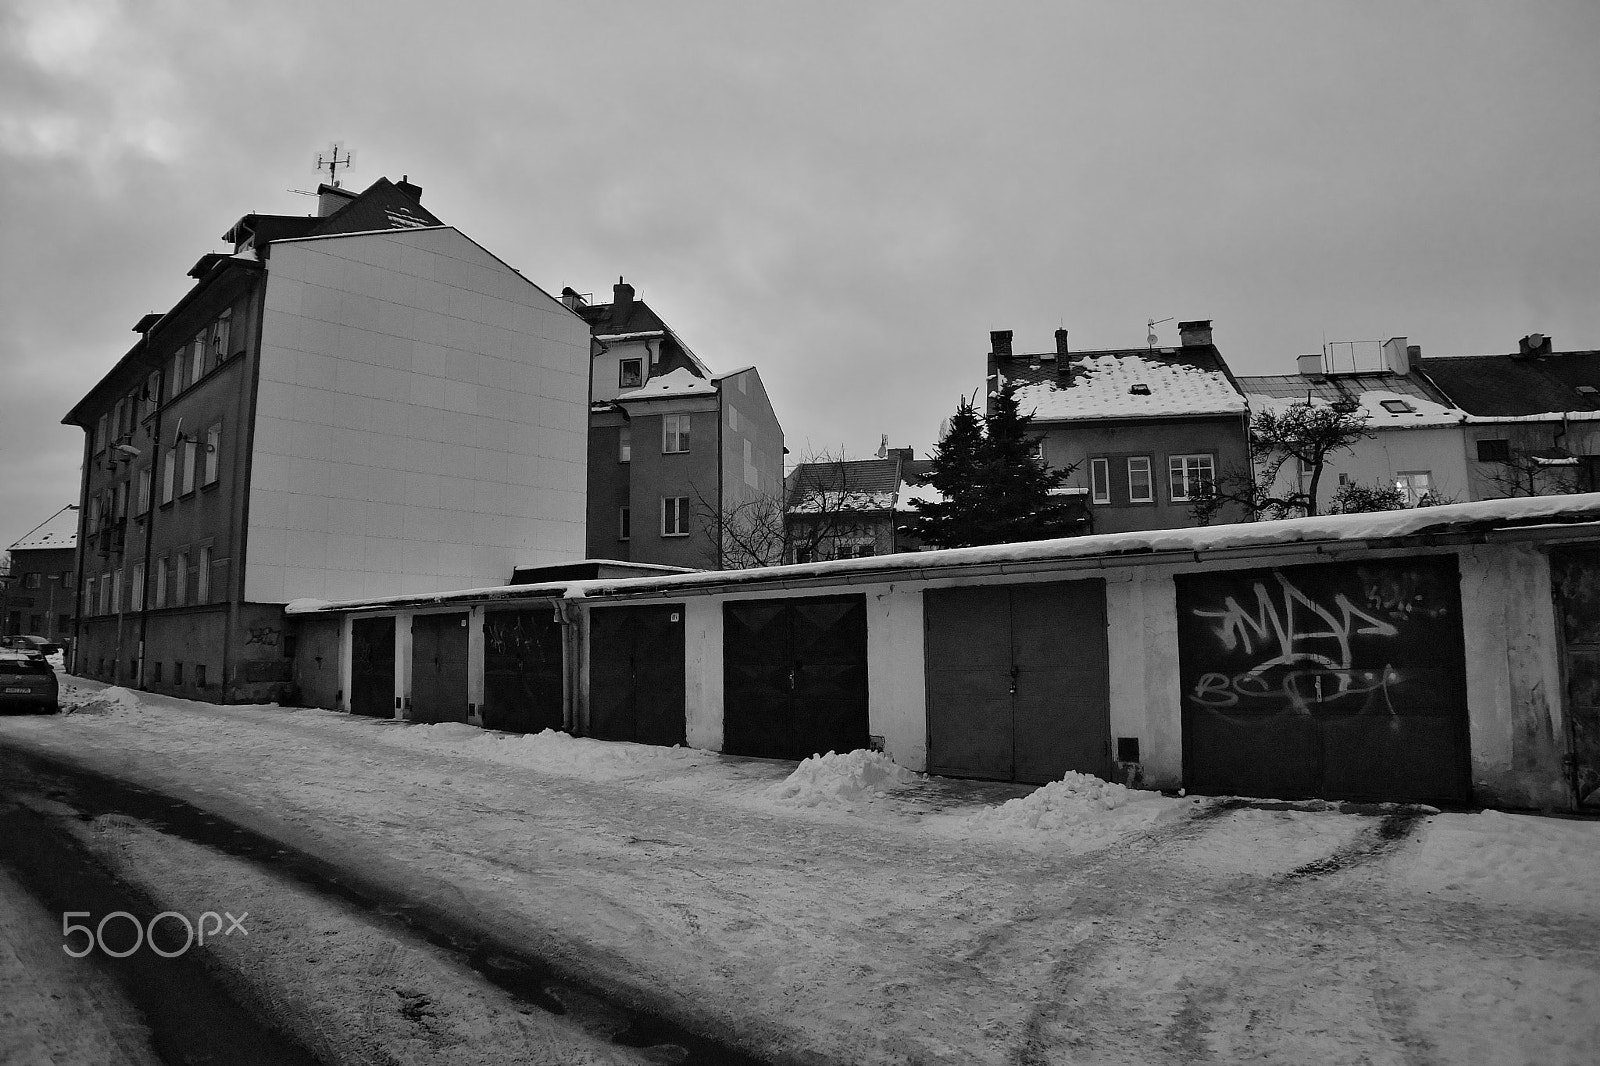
[4,687,31,693]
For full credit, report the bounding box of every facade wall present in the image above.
[1310,426,1472,509]
[247,228,589,604]
[590,335,656,405]
[623,399,720,569]
[1463,421,1600,501]
[1041,415,1251,533]
[586,413,633,560]
[716,369,784,512]
[3,546,76,640]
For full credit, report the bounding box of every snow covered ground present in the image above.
[2,676,1598,1064]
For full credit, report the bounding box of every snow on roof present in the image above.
[288,493,1600,615]
[8,506,79,551]
[895,481,945,510]
[614,366,716,401]
[788,490,898,515]
[1238,374,1463,428]
[1005,349,1246,422]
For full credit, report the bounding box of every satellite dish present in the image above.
[1147,332,1160,348]
[1528,333,1546,348]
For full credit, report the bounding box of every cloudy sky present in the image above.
[3,0,1598,549]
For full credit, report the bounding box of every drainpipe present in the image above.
[555,599,583,733]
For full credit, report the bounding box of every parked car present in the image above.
[0,649,58,714]
[7,635,60,656]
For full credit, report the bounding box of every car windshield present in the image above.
[0,656,51,674]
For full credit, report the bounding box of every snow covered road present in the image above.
[1,677,1597,1065]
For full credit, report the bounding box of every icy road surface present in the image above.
[0,676,1597,1065]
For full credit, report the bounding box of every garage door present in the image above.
[1552,549,1600,809]
[724,595,868,760]
[1177,557,1469,804]
[411,613,470,724]
[350,616,395,718]
[588,604,686,747]
[483,608,565,733]
[926,581,1110,784]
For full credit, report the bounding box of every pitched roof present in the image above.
[578,297,671,337]
[8,505,78,551]
[1001,348,1246,421]
[1237,371,1463,428]
[1422,351,1600,417]
[614,367,716,401]
[786,458,904,513]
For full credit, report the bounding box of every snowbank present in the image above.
[954,771,1186,849]
[763,749,921,809]
[1408,810,1600,914]
[62,684,144,717]
[375,723,719,779]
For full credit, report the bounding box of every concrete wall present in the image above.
[586,412,633,560]
[623,398,720,569]
[248,227,589,603]
[1313,426,1471,508]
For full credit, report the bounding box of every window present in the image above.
[662,414,690,453]
[1477,438,1511,463]
[130,563,144,612]
[181,439,197,495]
[1169,454,1215,502]
[662,496,689,536]
[1090,458,1110,504]
[204,424,221,485]
[137,468,151,514]
[173,661,184,685]
[61,571,75,589]
[111,569,122,612]
[1380,399,1414,414]
[98,575,110,616]
[1127,457,1153,503]
[211,310,231,370]
[619,507,631,541]
[152,662,162,683]
[114,481,127,520]
[84,577,95,616]
[173,552,188,607]
[619,358,643,388]
[154,557,168,609]
[835,537,876,559]
[169,352,184,398]
[23,572,41,590]
[1027,438,1045,460]
[188,335,204,386]
[1395,471,1433,507]
[618,425,631,463]
[197,546,211,603]
[95,414,108,453]
[162,446,177,504]
[195,664,207,689]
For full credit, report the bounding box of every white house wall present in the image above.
[247,228,589,604]
[1313,427,1472,508]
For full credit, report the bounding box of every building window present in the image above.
[1090,458,1110,504]
[197,546,211,603]
[210,310,231,371]
[173,552,188,607]
[154,557,168,609]
[619,507,631,541]
[23,573,40,590]
[1380,399,1414,414]
[173,661,184,686]
[95,414,108,454]
[1128,457,1153,503]
[137,468,151,514]
[111,569,122,612]
[1395,471,1433,507]
[662,414,690,454]
[98,575,110,616]
[84,576,95,616]
[661,496,689,536]
[835,537,876,559]
[162,446,177,504]
[195,664,207,689]
[152,661,162,683]
[1027,438,1045,461]
[1168,454,1215,502]
[619,426,631,463]
[61,571,75,589]
[204,423,221,485]
[169,351,184,398]
[131,563,144,612]
[619,359,643,388]
[181,439,197,495]
[189,335,205,386]
[1477,438,1511,463]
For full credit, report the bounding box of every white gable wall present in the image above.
[246,228,589,603]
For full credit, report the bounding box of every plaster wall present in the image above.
[248,228,588,604]
[1311,426,1471,507]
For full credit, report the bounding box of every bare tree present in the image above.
[1194,398,1372,523]
[1481,449,1584,499]
[691,449,876,568]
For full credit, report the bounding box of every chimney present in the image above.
[613,277,635,311]
[1055,328,1071,382]
[1178,320,1213,347]
[315,183,357,218]
[990,330,1013,359]
[395,174,423,202]
[1516,333,1552,359]
[560,286,587,311]
[1406,344,1423,373]
[1382,336,1409,375]
[1296,353,1325,379]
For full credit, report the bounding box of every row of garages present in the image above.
[289,497,1600,811]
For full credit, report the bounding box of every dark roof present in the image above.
[786,458,904,510]
[1422,351,1600,416]
[575,297,671,336]
[1237,371,1450,405]
[220,177,442,248]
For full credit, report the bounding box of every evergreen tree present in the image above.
[910,384,1082,548]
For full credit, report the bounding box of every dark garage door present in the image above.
[411,613,470,724]
[1177,556,1470,804]
[588,604,686,746]
[483,608,565,733]
[1552,549,1600,808]
[351,616,395,718]
[926,581,1111,784]
[724,595,868,760]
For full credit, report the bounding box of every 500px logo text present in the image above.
[62,911,249,958]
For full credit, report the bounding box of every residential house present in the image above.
[63,177,591,701]
[1236,338,1470,512]
[784,446,927,562]
[3,505,78,642]
[990,320,1251,532]
[575,281,784,569]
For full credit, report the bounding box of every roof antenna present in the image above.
[314,141,355,188]
[1147,317,1174,349]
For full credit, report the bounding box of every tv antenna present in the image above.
[315,142,355,187]
[1147,317,1174,349]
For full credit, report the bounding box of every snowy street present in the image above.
[1,678,1597,1065]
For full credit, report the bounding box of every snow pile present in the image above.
[956,772,1185,848]
[763,749,921,809]
[376,723,716,779]
[63,683,144,717]
[1408,811,1600,914]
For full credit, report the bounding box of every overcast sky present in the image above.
[4,0,1599,550]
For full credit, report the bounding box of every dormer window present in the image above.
[1380,399,1414,414]
[619,359,643,389]
[1578,385,1599,400]
[1129,383,1151,395]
